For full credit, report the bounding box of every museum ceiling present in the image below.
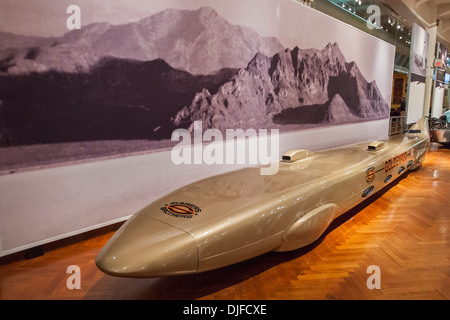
[325,0,450,70]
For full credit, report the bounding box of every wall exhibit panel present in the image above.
[431,85,445,118]
[406,23,430,124]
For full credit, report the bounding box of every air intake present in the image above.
[282,149,313,162]
[367,141,386,151]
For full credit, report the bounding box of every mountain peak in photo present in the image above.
[174,42,389,132]
[0,6,285,75]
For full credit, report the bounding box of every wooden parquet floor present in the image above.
[1,143,449,300]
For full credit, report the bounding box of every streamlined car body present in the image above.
[96,118,430,278]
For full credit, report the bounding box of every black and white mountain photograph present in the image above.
[410,23,429,79]
[0,0,394,171]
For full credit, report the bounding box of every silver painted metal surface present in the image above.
[429,117,450,145]
[430,129,450,144]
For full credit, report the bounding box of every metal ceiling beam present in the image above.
[438,4,450,19]
[415,0,429,8]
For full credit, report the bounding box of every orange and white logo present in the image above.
[160,202,201,219]
[365,167,376,183]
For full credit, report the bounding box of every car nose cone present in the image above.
[95,215,198,278]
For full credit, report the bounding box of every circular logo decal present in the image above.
[366,167,375,183]
[166,204,196,215]
[160,202,201,219]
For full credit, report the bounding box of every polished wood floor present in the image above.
[1,143,449,300]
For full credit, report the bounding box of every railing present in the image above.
[389,116,408,136]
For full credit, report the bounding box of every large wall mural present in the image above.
[0,0,396,257]
[0,0,394,172]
